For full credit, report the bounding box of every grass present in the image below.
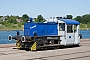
[0,27,90,31]
[0,27,23,31]
[80,28,90,30]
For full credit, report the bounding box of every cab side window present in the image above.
[67,25,73,33]
[59,23,65,31]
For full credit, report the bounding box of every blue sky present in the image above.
[0,0,90,18]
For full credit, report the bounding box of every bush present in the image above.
[87,22,90,28]
[80,23,86,28]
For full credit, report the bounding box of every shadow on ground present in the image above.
[12,45,80,51]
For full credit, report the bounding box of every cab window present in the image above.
[59,23,65,31]
[67,25,73,33]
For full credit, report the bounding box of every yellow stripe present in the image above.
[16,40,21,48]
[31,41,37,51]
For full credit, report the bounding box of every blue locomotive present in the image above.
[8,17,82,51]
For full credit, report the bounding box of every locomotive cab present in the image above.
[58,19,80,45]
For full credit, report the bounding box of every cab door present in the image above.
[58,23,66,45]
[66,25,75,44]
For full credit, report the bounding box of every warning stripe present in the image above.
[16,40,21,48]
[31,41,37,51]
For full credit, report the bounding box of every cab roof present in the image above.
[60,19,80,25]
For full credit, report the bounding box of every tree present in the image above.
[74,16,83,23]
[22,14,29,22]
[66,15,73,19]
[8,15,17,24]
[0,16,3,18]
[6,15,10,20]
[35,15,45,22]
[82,14,90,24]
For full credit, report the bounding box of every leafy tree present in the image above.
[6,15,10,20]
[0,21,4,25]
[74,14,90,24]
[82,14,90,24]
[0,16,3,18]
[22,14,29,22]
[35,15,45,22]
[8,15,17,24]
[74,16,83,23]
[66,15,73,19]
[16,16,19,18]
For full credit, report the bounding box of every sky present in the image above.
[0,0,90,18]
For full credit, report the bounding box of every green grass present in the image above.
[0,27,23,31]
[0,27,90,31]
[0,23,90,31]
[80,28,90,30]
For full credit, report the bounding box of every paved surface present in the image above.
[0,39,90,60]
